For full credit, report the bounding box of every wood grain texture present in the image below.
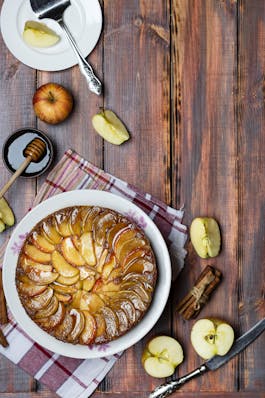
[237,0,265,391]
[172,0,238,392]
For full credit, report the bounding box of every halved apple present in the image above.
[61,237,85,266]
[190,217,221,258]
[191,318,234,360]
[52,250,79,277]
[24,244,51,264]
[79,232,96,265]
[142,336,184,378]
[31,231,55,253]
[79,310,96,344]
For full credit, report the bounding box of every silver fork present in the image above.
[30,0,102,95]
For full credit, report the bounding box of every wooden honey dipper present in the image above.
[0,137,47,199]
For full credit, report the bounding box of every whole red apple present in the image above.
[33,83,73,124]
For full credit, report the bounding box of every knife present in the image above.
[149,318,265,398]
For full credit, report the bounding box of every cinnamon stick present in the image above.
[0,328,8,348]
[176,265,222,320]
[0,269,8,324]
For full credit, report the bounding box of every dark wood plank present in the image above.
[237,0,265,391]
[103,0,171,202]
[0,393,264,398]
[172,0,238,392]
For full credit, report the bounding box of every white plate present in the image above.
[0,0,102,71]
[3,190,171,359]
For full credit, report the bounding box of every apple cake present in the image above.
[16,206,157,345]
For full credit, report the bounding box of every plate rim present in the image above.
[3,190,172,359]
[0,0,102,71]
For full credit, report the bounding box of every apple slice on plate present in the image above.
[142,336,184,378]
[191,318,234,359]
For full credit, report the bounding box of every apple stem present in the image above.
[48,91,55,103]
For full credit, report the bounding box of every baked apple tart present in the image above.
[16,206,157,345]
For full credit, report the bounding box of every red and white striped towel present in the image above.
[0,149,187,398]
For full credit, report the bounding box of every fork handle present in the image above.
[59,20,102,96]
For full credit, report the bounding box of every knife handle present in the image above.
[149,365,208,398]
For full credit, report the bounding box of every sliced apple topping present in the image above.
[94,313,107,343]
[79,266,96,280]
[79,310,96,345]
[56,273,80,286]
[61,237,85,266]
[51,282,77,295]
[17,275,47,297]
[106,222,129,249]
[68,309,85,342]
[142,336,184,378]
[24,244,51,264]
[26,268,59,285]
[79,232,96,265]
[124,258,155,275]
[113,227,137,253]
[101,255,116,280]
[54,291,72,303]
[23,287,53,311]
[93,210,117,245]
[100,306,119,339]
[42,221,62,244]
[52,250,79,277]
[19,255,53,273]
[83,207,102,232]
[121,247,150,268]
[37,301,65,331]
[69,208,82,236]
[82,275,96,292]
[31,231,55,253]
[96,248,108,273]
[34,295,59,319]
[111,305,128,333]
[53,309,74,340]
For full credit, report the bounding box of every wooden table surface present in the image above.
[0,0,265,397]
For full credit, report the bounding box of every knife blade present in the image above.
[149,318,265,398]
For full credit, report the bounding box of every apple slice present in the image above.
[42,221,62,244]
[0,197,15,226]
[112,298,136,326]
[142,336,184,378]
[19,255,53,273]
[190,217,221,258]
[92,109,130,145]
[112,304,129,334]
[51,282,77,295]
[61,237,85,266]
[121,281,151,303]
[23,21,60,48]
[92,210,117,245]
[17,276,47,297]
[79,310,96,344]
[79,232,96,266]
[31,231,55,253]
[34,295,59,319]
[121,247,151,268]
[79,266,96,280]
[106,222,129,249]
[94,313,107,343]
[69,208,82,236]
[100,306,119,340]
[23,287,53,311]
[26,268,59,285]
[83,207,102,233]
[24,244,51,264]
[101,255,116,280]
[96,248,108,273]
[53,309,74,340]
[113,227,137,253]
[52,250,79,277]
[56,273,80,286]
[118,290,146,311]
[82,292,105,312]
[124,258,155,274]
[82,275,96,292]
[37,301,65,331]
[191,318,234,360]
[54,291,72,303]
[54,212,72,237]
[68,309,85,342]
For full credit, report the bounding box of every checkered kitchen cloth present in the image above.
[0,149,187,398]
